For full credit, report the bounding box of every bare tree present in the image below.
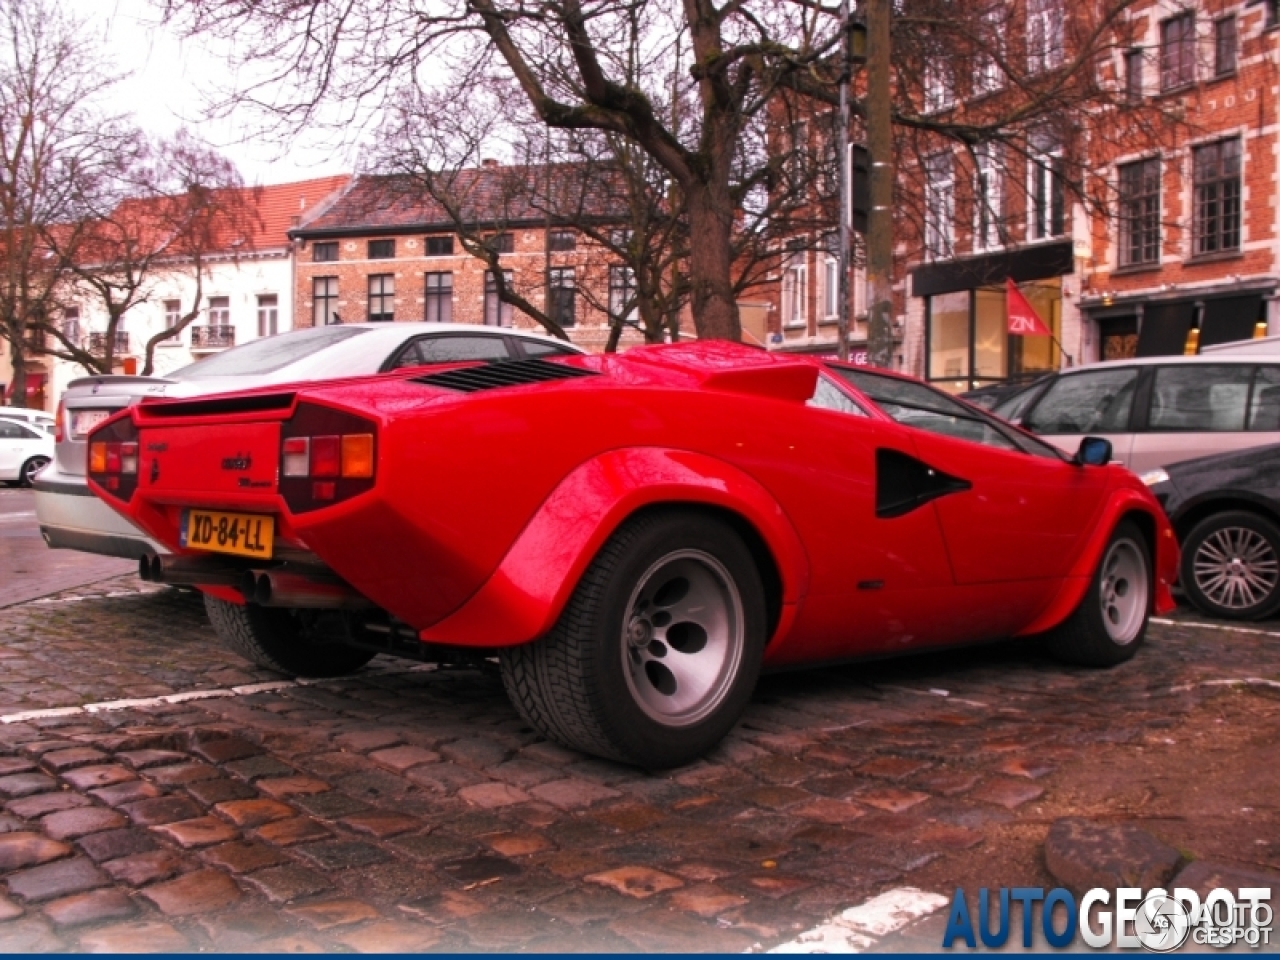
[42,131,259,377]
[0,0,133,406]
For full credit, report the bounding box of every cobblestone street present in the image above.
[0,488,1277,952]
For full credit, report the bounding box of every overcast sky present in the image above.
[63,0,357,186]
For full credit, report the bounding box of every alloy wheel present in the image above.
[1100,538,1148,645]
[1192,525,1280,613]
[621,549,745,728]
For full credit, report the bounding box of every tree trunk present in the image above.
[684,181,740,341]
[865,0,895,370]
[6,336,26,408]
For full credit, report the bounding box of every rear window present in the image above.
[172,326,371,380]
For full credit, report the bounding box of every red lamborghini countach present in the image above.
[88,341,1177,768]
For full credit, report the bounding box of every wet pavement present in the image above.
[0,494,1275,952]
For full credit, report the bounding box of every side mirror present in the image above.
[1075,436,1112,467]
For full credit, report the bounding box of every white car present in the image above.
[0,416,55,486]
[0,408,56,434]
[35,323,585,558]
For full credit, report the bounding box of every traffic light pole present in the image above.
[836,0,852,362]
[865,0,895,370]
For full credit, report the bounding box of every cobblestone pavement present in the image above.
[0,489,133,609]
[0,540,1276,949]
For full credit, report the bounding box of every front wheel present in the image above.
[1046,520,1151,667]
[204,596,375,677]
[500,511,767,769]
[19,456,49,487]
[1180,511,1280,620]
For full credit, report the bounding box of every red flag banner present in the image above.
[1006,278,1051,336]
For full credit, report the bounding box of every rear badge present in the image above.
[221,453,252,471]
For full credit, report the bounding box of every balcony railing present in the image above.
[86,331,131,356]
[190,324,236,351]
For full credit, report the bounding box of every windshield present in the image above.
[171,326,372,380]
[828,366,1065,459]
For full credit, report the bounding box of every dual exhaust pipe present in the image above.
[139,553,371,610]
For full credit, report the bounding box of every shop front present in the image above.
[912,240,1073,394]
[1083,283,1273,360]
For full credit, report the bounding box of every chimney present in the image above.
[482,158,499,168]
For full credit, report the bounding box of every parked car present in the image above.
[1145,444,1280,620]
[0,408,56,434]
[34,323,585,559]
[0,416,54,486]
[958,376,1047,412]
[87,341,1176,768]
[992,354,1280,473]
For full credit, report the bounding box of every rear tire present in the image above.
[500,510,767,769]
[1046,520,1151,667]
[204,595,375,677]
[1180,511,1280,621]
[19,456,49,488]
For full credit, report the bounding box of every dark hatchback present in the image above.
[1147,443,1280,620]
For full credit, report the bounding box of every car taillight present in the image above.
[279,404,377,513]
[55,396,66,443]
[86,415,140,501]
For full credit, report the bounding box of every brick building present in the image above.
[764,0,1280,390]
[289,167,646,352]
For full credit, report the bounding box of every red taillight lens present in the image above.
[279,404,377,513]
[86,415,140,501]
[55,396,66,443]
[310,436,341,477]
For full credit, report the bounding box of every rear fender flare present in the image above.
[418,447,810,647]
[1016,488,1178,637]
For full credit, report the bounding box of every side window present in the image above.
[416,336,512,364]
[519,339,578,358]
[386,342,425,371]
[1149,364,1250,432]
[807,375,868,417]
[1024,368,1139,435]
[0,422,25,439]
[1251,367,1280,431]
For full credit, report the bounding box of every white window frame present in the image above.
[1027,0,1064,75]
[973,144,1004,252]
[925,152,955,260]
[973,6,1005,96]
[923,60,955,114]
[781,250,808,329]
[1027,133,1066,241]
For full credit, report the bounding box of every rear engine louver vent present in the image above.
[411,359,599,393]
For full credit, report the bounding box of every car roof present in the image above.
[297,322,584,348]
[0,415,48,428]
[1053,352,1280,374]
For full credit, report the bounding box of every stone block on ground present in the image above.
[1044,818,1182,895]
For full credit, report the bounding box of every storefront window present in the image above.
[926,279,1061,392]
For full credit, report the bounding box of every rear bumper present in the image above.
[33,466,163,559]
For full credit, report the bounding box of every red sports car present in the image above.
[88,342,1177,768]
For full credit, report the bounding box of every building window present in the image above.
[208,296,230,326]
[927,281,1062,391]
[548,230,577,252]
[781,248,807,329]
[923,60,954,114]
[424,272,452,323]
[548,267,576,328]
[367,274,394,322]
[1118,158,1161,267]
[925,152,954,259]
[1193,138,1242,256]
[487,233,514,254]
[973,7,1004,96]
[973,144,1003,251]
[1029,133,1065,240]
[822,238,840,321]
[313,277,339,326]
[424,235,453,256]
[1027,0,1064,74]
[484,270,514,327]
[312,242,338,262]
[1268,0,1280,30]
[257,294,278,337]
[368,239,395,259]
[1160,13,1195,91]
[62,307,80,345]
[164,300,181,328]
[1214,17,1237,78]
[1124,48,1144,103]
[608,266,636,324]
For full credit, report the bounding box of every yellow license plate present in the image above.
[182,509,274,559]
